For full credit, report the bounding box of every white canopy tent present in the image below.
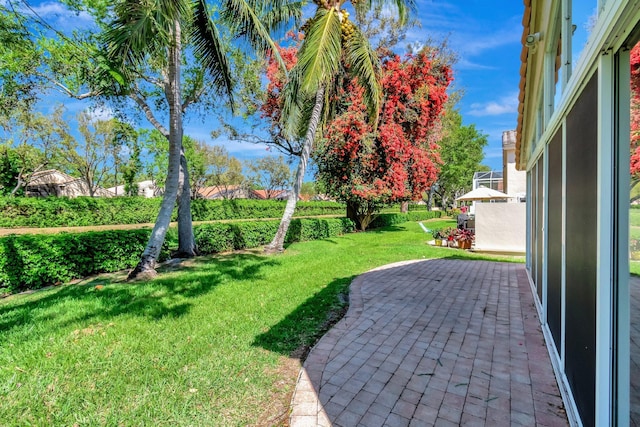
[456,186,511,202]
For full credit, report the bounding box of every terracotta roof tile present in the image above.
[516,0,532,170]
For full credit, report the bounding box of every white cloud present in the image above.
[85,106,115,122]
[468,92,519,117]
[458,24,522,57]
[483,146,503,159]
[23,1,94,28]
[454,58,496,71]
[407,1,522,69]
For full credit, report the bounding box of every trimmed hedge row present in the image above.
[0,230,154,294]
[0,217,354,294]
[369,210,443,229]
[0,197,346,228]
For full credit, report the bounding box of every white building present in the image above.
[106,180,160,198]
[502,129,526,201]
[517,0,640,424]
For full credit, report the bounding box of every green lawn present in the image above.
[0,220,520,426]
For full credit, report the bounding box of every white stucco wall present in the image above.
[506,162,527,196]
[474,203,526,253]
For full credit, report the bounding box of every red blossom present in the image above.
[631,43,640,178]
[316,51,452,207]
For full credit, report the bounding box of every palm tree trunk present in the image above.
[265,86,325,254]
[176,149,197,257]
[128,21,183,280]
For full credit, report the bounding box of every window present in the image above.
[571,1,598,70]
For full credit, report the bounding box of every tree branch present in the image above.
[129,88,170,138]
[134,70,165,88]
[49,78,99,100]
[227,131,302,156]
[182,85,206,112]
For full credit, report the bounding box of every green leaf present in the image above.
[366,0,416,25]
[343,25,381,127]
[221,0,300,70]
[108,69,125,86]
[295,7,342,94]
[191,0,235,105]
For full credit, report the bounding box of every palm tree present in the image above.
[264,0,414,253]
[103,0,300,278]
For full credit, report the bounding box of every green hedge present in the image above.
[368,211,443,229]
[0,230,155,294]
[0,218,354,294]
[0,197,346,228]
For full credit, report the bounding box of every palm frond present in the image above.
[322,70,343,123]
[104,0,190,66]
[295,7,342,94]
[221,0,297,69]
[158,0,191,21]
[280,66,306,139]
[192,0,235,104]
[362,0,416,25]
[344,25,381,127]
[260,0,303,35]
[297,85,321,137]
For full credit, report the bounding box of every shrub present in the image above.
[368,211,442,229]
[0,197,346,228]
[0,229,154,294]
[0,218,355,294]
[406,211,443,221]
[193,223,236,254]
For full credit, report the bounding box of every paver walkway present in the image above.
[290,259,568,426]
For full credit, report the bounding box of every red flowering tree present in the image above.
[630,43,640,190]
[314,51,452,230]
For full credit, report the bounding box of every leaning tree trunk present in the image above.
[264,87,325,254]
[175,149,197,258]
[128,21,183,280]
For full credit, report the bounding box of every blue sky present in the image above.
[407,1,524,170]
[20,0,526,172]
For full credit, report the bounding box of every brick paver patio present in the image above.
[290,259,568,426]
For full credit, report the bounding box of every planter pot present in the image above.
[458,240,472,250]
[434,239,443,246]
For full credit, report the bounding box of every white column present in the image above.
[595,50,615,427]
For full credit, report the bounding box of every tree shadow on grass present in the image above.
[0,253,279,339]
[368,225,408,233]
[251,254,516,361]
[252,275,355,360]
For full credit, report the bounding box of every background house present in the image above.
[197,185,249,200]
[249,189,288,200]
[106,180,161,198]
[26,169,112,198]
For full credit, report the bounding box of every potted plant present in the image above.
[431,228,444,246]
[631,239,640,260]
[444,227,457,247]
[456,228,475,249]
